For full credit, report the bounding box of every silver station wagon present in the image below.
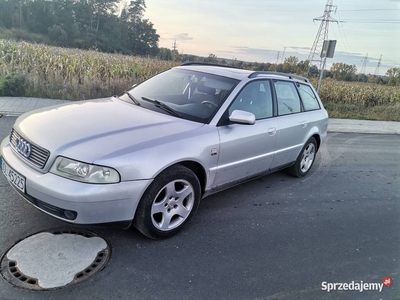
[1,64,328,239]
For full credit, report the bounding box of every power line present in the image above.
[334,9,353,56]
[337,19,400,23]
[337,9,400,12]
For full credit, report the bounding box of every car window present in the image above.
[298,84,320,111]
[274,81,301,116]
[127,69,239,123]
[228,80,273,120]
[151,71,192,96]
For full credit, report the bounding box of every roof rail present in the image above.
[180,62,241,69]
[248,71,309,83]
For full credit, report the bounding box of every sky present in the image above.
[143,0,400,75]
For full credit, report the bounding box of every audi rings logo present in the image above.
[15,137,32,158]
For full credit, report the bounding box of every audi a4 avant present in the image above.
[1,64,328,239]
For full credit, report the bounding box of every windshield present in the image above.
[125,68,239,123]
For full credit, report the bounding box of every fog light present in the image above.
[64,210,77,220]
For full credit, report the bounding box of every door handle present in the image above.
[300,121,308,128]
[268,127,276,136]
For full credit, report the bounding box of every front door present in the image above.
[213,80,278,188]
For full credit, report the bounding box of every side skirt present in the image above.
[203,161,295,198]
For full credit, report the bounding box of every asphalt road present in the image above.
[0,115,399,300]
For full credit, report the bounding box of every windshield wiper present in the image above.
[141,97,182,118]
[118,91,140,106]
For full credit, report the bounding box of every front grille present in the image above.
[10,129,50,169]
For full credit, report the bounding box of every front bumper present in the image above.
[1,138,152,225]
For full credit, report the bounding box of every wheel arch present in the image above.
[177,161,207,197]
[311,133,321,151]
[306,125,322,152]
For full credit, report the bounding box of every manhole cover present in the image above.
[1,228,111,291]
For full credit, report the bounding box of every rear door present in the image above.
[270,80,309,169]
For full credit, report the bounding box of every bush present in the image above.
[0,28,49,44]
[0,73,28,96]
[47,25,68,46]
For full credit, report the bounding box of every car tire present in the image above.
[287,137,317,178]
[133,164,201,239]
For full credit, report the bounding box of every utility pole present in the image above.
[360,53,369,75]
[374,55,382,76]
[307,0,338,74]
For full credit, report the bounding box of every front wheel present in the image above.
[287,137,317,178]
[133,165,201,239]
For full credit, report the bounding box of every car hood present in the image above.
[14,97,204,167]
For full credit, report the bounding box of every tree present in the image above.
[53,0,77,45]
[386,68,400,86]
[127,0,146,24]
[296,60,310,76]
[205,53,217,63]
[158,47,172,60]
[330,63,357,81]
[0,0,160,56]
[123,0,159,55]
[356,73,368,82]
[47,24,67,46]
[282,56,298,73]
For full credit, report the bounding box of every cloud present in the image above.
[226,46,279,57]
[217,46,306,62]
[162,33,194,41]
[173,33,193,41]
[287,46,311,54]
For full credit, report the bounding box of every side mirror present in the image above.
[229,110,255,125]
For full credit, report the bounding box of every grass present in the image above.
[323,102,400,122]
[0,39,399,121]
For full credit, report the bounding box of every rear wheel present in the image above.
[133,165,201,239]
[287,137,317,178]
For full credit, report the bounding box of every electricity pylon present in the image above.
[275,51,281,64]
[307,0,338,74]
[281,47,286,64]
[172,40,178,52]
[360,53,369,75]
[374,55,382,76]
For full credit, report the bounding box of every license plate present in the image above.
[1,158,26,193]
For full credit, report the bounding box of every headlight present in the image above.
[50,156,120,184]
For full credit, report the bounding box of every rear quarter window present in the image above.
[298,84,320,111]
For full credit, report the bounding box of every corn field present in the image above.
[0,40,179,100]
[312,78,400,107]
[0,40,399,112]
